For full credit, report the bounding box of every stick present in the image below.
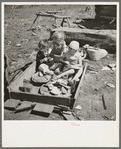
[102,94,107,110]
[78,24,87,29]
[9,49,37,83]
[28,15,39,31]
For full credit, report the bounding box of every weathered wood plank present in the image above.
[10,91,71,106]
[50,27,116,53]
[4,99,20,110]
[62,113,76,120]
[51,27,116,40]
[9,61,36,92]
[41,104,54,113]
[74,63,88,101]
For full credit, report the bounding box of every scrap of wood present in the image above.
[52,24,61,28]
[74,63,88,100]
[78,24,87,29]
[15,101,35,112]
[46,11,64,14]
[61,112,76,120]
[42,104,54,114]
[4,99,20,110]
[33,103,54,114]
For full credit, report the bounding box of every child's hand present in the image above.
[65,61,70,65]
[40,57,48,63]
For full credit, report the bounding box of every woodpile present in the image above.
[95,5,116,20]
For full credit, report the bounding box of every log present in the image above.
[46,11,63,13]
[50,27,116,53]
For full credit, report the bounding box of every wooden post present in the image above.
[66,18,71,27]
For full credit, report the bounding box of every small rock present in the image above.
[75,105,82,110]
[21,39,28,43]
[112,67,116,71]
[8,41,11,45]
[17,54,22,58]
[11,58,17,61]
[110,116,115,120]
[101,66,111,71]
[90,71,98,74]
[32,32,37,36]
[108,63,116,68]
[106,83,115,88]
[94,88,98,91]
[16,44,21,47]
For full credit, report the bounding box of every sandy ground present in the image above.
[4,5,116,120]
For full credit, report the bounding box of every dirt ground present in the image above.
[4,5,116,120]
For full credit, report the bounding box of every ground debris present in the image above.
[101,66,111,71]
[75,105,82,110]
[16,44,21,47]
[106,83,115,88]
[4,99,20,110]
[102,115,110,120]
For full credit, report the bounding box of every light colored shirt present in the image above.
[63,51,82,65]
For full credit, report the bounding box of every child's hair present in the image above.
[52,31,65,41]
[38,39,49,50]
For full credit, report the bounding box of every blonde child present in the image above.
[60,40,86,71]
[48,31,68,74]
[49,31,68,61]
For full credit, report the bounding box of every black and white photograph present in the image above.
[2,1,119,147]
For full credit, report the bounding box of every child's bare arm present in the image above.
[78,56,83,65]
[40,57,48,63]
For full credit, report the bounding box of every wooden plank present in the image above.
[16,101,32,110]
[33,103,44,112]
[41,104,54,114]
[4,99,20,110]
[46,11,64,14]
[66,18,71,27]
[10,91,71,107]
[51,27,116,40]
[36,13,55,18]
[54,15,71,19]
[62,113,76,120]
[32,103,54,117]
[74,63,88,101]
[9,61,36,92]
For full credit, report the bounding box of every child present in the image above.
[60,40,86,71]
[53,41,86,83]
[48,31,68,74]
[36,39,53,72]
[49,31,68,62]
